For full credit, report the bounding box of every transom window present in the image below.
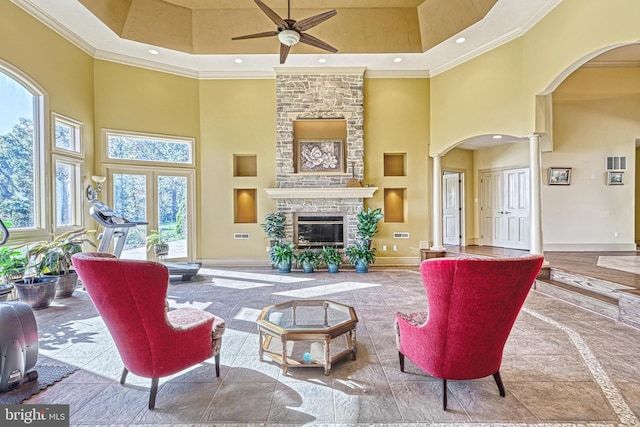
[53,113,82,155]
[105,130,194,166]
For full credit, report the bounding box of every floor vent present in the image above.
[393,232,410,239]
[234,233,250,240]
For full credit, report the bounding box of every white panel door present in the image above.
[443,172,461,245]
[480,168,530,249]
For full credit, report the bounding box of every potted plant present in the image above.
[320,246,342,273]
[345,240,377,273]
[147,229,169,258]
[356,207,384,246]
[295,249,318,273]
[0,246,27,302]
[27,228,94,299]
[269,241,294,273]
[0,246,28,284]
[261,212,286,244]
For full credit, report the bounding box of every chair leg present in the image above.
[120,368,128,385]
[493,370,506,397]
[149,378,159,410]
[215,353,221,377]
[398,352,405,372]
[442,379,447,410]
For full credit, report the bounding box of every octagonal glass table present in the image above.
[257,299,358,375]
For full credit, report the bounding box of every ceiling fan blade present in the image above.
[295,9,337,32]
[299,33,337,53]
[254,0,286,27]
[232,31,279,41]
[280,43,291,64]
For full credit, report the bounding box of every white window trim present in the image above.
[52,112,84,158]
[52,155,84,233]
[0,59,50,243]
[102,128,195,168]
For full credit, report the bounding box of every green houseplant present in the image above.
[147,229,169,258]
[345,240,377,273]
[320,246,342,273]
[0,246,28,284]
[27,228,94,299]
[356,207,384,245]
[261,212,286,243]
[269,241,294,273]
[295,249,319,273]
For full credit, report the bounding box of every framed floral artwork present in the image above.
[297,139,344,173]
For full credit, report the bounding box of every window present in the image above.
[105,130,194,166]
[53,113,82,155]
[0,64,44,232]
[53,156,82,229]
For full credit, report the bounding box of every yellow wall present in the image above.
[544,67,640,250]
[364,78,430,263]
[430,0,640,155]
[198,79,277,262]
[0,1,95,241]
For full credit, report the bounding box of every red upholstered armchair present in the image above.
[395,255,543,410]
[72,252,225,409]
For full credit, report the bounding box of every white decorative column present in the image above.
[529,133,544,255]
[431,154,445,251]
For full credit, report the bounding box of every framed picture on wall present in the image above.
[297,139,345,173]
[548,167,572,185]
[607,171,624,185]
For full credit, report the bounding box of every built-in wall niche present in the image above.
[293,119,347,174]
[384,188,406,223]
[234,154,257,177]
[384,153,406,176]
[234,188,257,223]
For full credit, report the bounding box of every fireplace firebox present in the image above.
[295,214,345,249]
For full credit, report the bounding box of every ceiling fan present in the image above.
[232,0,338,64]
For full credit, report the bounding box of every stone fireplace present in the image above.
[266,68,375,248]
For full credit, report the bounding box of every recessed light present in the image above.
[393,57,402,63]
[234,58,243,64]
[493,135,502,139]
[455,37,466,44]
[318,58,327,63]
[148,49,159,55]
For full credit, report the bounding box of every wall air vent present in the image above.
[234,233,250,240]
[393,232,410,239]
[605,156,626,171]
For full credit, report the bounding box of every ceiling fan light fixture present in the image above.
[278,29,300,46]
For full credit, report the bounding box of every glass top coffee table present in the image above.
[257,300,358,375]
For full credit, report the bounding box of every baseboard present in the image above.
[543,243,637,251]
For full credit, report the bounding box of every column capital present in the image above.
[526,133,543,141]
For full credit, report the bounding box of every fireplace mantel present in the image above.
[265,187,377,199]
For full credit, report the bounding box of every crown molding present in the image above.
[365,69,430,78]
[275,67,366,76]
[582,60,640,69]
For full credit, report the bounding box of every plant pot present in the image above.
[302,262,314,274]
[50,271,78,298]
[278,262,292,274]
[355,260,369,273]
[0,283,14,302]
[15,276,59,310]
[327,263,339,273]
[154,243,169,257]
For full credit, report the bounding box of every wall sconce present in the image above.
[86,175,106,201]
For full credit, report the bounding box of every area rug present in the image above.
[0,364,78,404]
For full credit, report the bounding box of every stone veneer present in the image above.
[274,68,366,247]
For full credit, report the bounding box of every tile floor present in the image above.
[22,266,640,426]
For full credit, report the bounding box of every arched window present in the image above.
[0,61,46,236]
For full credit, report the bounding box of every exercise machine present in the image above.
[0,218,39,392]
[88,200,201,281]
